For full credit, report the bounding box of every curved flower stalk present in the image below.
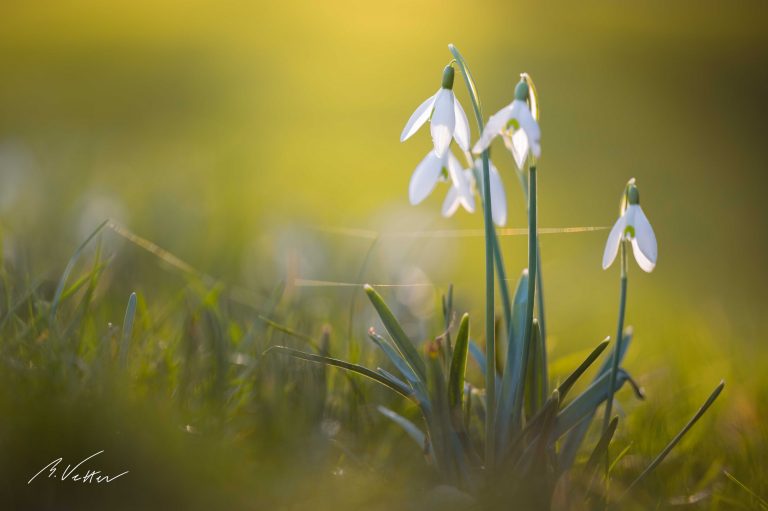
[400,65,471,157]
[602,179,656,448]
[409,149,474,210]
[602,179,658,272]
[473,77,541,169]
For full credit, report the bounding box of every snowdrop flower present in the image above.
[441,168,476,219]
[443,159,507,226]
[409,149,473,213]
[473,76,541,169]
[400,65,471,157]
[602,179,658,272]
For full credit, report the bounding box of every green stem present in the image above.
[523,165,539,380]
[463,154,512,334]
[519,165,538,414]
[518,170,547,392]
[603,243,628,435]
[481,148,496,469]
[536,246,546,358]
[449,43,497,469]
[533,199,547,396]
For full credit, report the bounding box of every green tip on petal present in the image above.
[442,65,455,89]
[514,79,529,101]
[626,180,640,205]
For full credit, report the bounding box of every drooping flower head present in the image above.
[400,65,471,157]
[602,179,658,272]
[473,74,541,169]
[409,149,474,214]
[441,168,476,219]
[442,159,507,226]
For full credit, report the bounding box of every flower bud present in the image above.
[442,65,455,90]
[514,79,529,101]
[626,179,640,205]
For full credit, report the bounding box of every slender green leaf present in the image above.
[556,337,610,402]
[586,415,619,472]
[469,340,487,376]
[364,284,426,379]
[376,367,415,398]
[497,270,529,449]
[509,390,560,475]
[442,284,454,364]
[555,369,631,439]
[265,346,415,401]
[448,313,470,411]
[369,330,422,389]
[524,319,546,417]
[378,405,427,452]
[559,329,633,470]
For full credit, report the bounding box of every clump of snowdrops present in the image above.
[271,44,724,509]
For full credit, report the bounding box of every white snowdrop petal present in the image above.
[453,97,471,151]
[602,215,626,269]
[409,152,443,205]
[446,152,465,187]
[431,89,455,157]
[472,104,514,153]
[446,153,475,212]
[514,100,542,158]
[504,129,530,170]
[489,162,507,226]
[632,205,658,271]
[442,187,461,217]
[458,187,475,213]
[400,91,438,142]
[631,238,656,272]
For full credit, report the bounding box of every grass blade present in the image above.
[50,218,109,320]
[723,470,768,510]
[621,380,725,499]
[257,315,320,352]
[119,292,137,367]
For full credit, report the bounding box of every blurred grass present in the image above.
[1,0,767,508]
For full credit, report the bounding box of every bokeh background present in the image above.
[1,0,767,508]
